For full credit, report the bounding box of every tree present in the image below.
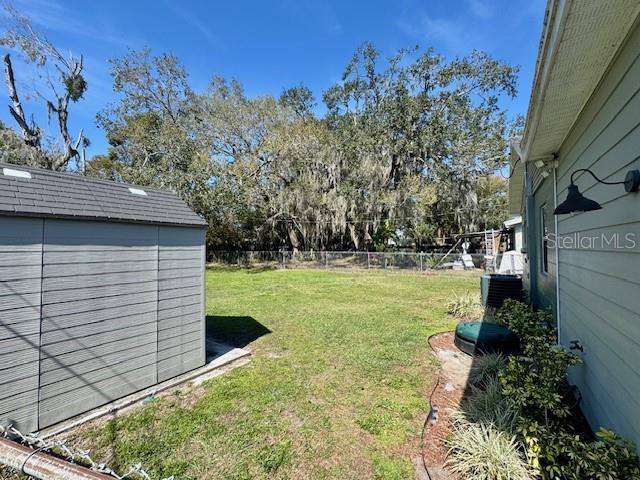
[92,49,212,211]
[0,119,46,165]
[94,43,519,252]
[0,0,87,170]
[322,44,518,246]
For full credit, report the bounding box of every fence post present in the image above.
[419,253,423,272]
[367,252,370,269]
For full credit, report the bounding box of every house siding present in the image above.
[553,19,640,446]
[524,174,557,315]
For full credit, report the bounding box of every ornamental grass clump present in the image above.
[447,291,484,319]
[461,376,517,432]
[446,417,533,480]
[469,352,506,387]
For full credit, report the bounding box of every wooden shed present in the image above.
[0,163,207,432]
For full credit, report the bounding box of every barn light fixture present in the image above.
[554,168,640,215]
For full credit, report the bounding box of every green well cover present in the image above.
[455,321,516,342]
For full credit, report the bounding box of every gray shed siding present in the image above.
[0,215,205,431]
[530,20,640,446]
[157,227,206,382]
[0,217,42,432]
[38,220,160,428]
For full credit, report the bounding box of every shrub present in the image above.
[446,417,533,480]
[447,299,640,479]
[495,299,555,347]
[493,300,640,479]
[496,300,581,420]
[469,353,506,387]
[585,429,640,480]
[518,419,640,480]
[447,291,483,319]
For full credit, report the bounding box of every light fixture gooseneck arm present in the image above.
[556,167,640,215]
[569,168,627,186]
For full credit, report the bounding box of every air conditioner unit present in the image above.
[481,274,522,308]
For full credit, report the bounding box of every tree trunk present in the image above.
[288,225,300,254]
[348,223,360,250]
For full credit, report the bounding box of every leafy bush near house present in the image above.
[447,291,484,319]
[446,417,533,480]
[497,299,581,420]
[447,299,640,480]
[519,419,640,480]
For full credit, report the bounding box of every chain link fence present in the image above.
[0,424,172,480]
[209,251,500,272]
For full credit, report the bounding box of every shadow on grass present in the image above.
[206,315,272,348]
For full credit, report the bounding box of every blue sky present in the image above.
[3,0,545,158]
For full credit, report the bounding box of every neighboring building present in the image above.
[0,163,207,432]
[509,0,640,448]
[503,215,523,253]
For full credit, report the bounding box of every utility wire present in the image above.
[497,157,520,180]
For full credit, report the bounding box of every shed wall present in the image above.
[0,217,42,432]
[38,220,159,428]
[0,217,205,432]
[157,227,206,382]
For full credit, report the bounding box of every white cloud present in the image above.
[467,0,495,19]
[162,2,228,52]
[12,0,139,48]
[398,14,484,56]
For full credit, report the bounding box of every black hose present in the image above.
[420,333,445,480]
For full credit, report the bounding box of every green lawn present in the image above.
[73,268,478,480]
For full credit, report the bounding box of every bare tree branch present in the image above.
[3,53,40,146]
[1,2,87,170]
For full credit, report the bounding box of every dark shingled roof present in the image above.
[0,163,206,227]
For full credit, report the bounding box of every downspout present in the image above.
[553,161,561,345]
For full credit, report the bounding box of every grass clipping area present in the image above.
[68,268,478,480]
